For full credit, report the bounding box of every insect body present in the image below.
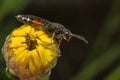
[16,14,88,44]
[16,15,49,27]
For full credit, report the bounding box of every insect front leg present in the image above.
[55,34,64,47]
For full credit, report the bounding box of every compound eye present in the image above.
[63,31,72,41]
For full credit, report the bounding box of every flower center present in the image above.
[25,33,38,51]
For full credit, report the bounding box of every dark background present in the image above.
[0,0,120,80]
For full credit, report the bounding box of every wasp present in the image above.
[16,14,88,45]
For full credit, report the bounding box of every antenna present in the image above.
[71,33,88,44]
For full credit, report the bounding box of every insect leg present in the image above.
[50,31,61,47]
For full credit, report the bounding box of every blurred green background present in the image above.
[0,0,120,80]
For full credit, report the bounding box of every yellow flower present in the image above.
[2,25,60,80]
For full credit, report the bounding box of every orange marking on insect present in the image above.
[32,19,45,26]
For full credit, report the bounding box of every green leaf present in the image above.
[0,0,30,21]
[38,73,50,80]
[6,67,19,80]
[71,45,120,80]
[105,65,120,80]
